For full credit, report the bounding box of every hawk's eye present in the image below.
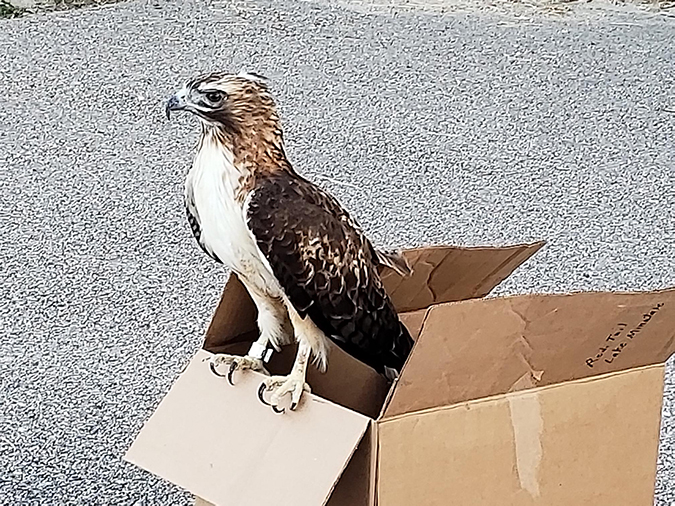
[205,91,224,104]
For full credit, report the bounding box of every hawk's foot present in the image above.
[209,354,268,385]
[257,374,312,413]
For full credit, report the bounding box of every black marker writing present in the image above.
[585,303,664,368]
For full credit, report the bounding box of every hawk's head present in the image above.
[166,71,279,136]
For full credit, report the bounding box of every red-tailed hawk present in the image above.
[166,71,413,412]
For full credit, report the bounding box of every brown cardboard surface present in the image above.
[398,308,429,341]
[380,242,544,313]
[125,350,370,506]
[378,365,665,506]
[385,289,675,418]
[304,343,389,419]
[191,429,378,506]
[326,423,375,506]
[204,275,257,350]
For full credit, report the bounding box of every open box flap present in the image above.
[381,241,544,313]
[384,288,675,419]
[125,350,370,506]
[204,241,544,350]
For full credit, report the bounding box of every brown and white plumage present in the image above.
[248,174,412,376]
[166,71,413,411]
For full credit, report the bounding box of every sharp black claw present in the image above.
[258,383,271,406]
[272,405,285,414]
[227,361,237,386]
[210,361,227,378]
[290,402,298,411]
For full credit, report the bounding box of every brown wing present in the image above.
[246,173,413,375]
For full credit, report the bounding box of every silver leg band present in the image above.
[248,342,273,363]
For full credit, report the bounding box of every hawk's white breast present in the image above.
[185,134,282,297]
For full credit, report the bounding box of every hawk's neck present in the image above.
[201,123,294,176]
[197,124,296,203]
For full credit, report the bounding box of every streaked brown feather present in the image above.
[247,173,413,375]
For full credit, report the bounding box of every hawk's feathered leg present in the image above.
[257,302,329,412]
[210,276,295,385]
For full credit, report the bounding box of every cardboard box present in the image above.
[125,242,675,505]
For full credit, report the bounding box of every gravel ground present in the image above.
[0,0,673,504]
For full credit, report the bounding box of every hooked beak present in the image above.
[165,93,186,120]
